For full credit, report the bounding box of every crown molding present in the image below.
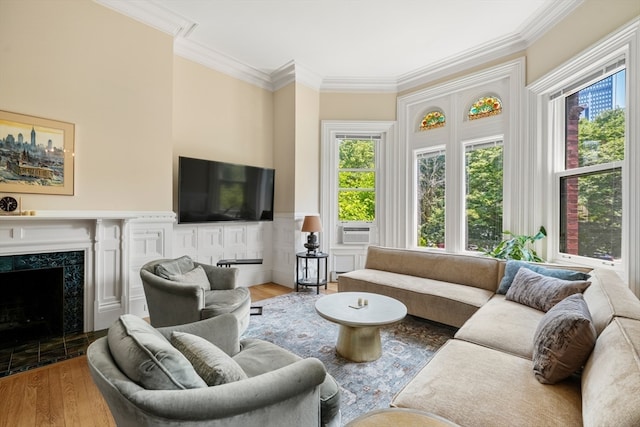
[397,33,527,93]
[93,0,196,37]
[518,0,584,45]
[271,61,323,92]
[174,38,273,90]
[94,0,584,94]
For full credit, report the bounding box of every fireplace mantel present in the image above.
[0,211,175,331]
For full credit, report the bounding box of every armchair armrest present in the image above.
[140,269,205,327]
[197,263,239,290]
[125,358,326,422]
[157,314,240,356]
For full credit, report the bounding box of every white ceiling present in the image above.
[96,0,583,91]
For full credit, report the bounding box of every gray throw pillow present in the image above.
[171,331,247,386]
[505,267,591,312]
[497,260,591,294]
[532,293,596,384]
[107,314,206,390]
[155,255,195,279]
[167,265,211,292]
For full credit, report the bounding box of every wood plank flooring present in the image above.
[0,282,336,426]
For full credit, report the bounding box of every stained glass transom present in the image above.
[468,96,502,120]
[419,111,445,131]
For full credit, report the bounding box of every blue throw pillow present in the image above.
[497,260,591,295]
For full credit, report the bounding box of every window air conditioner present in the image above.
[341,226,371,244]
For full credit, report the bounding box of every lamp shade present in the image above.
[301,216,322,233]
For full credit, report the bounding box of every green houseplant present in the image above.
[485,226,547,262]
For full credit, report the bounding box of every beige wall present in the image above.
[273,84,296,214]
[320,92,397,121]
[0,0,173,211]
[295,84,321,213]
[172,57,274,211]
[527,0,640,84]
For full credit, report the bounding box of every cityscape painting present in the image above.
[0,110,74,195]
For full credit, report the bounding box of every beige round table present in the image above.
[315,292,407,362]
[346,408,460,426]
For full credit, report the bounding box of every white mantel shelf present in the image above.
[0,211,176,331]
[0,210,176,221]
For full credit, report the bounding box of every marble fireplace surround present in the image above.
[0,211,175,331]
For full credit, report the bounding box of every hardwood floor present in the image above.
[0,282,336,426]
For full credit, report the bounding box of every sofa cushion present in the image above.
[107,314,206,390]
[155,255,195,279]
[505,268,591,312]
[167,265,211,292]
[454,295,544,359]
[170,331,247,386]
[391,339,582,427]
[498,260,591,294]
[532,293,596,384]
[202,287,251,317]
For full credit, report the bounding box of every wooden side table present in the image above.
[295,251,328,294]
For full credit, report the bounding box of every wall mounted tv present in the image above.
[178,156,275,224]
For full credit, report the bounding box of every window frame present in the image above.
[527,19,639,293]
[549,64,626,269]
[320,121,395,252]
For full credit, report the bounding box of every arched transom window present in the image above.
[468,96,502,120]
[419,110,445,131]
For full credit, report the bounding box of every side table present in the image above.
[295,252,328,294]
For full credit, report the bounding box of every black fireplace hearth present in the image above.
[0,251,84,348]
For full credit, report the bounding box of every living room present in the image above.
[1,0,639,425]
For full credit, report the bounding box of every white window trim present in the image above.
[527,18,640,294]
[398,58,525,251]
[320,121,396,252]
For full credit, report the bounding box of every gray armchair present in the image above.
[87,314,341,427]
[140,257,251,333]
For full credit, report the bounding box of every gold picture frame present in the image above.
[0,110,74,195]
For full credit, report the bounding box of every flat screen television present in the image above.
[178,156,275,223]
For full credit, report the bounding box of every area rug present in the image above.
[242,292,456,425]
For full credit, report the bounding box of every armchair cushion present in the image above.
[167,265,211,292]
[107,314,206,390]
[202,287,251,318]
[155,255,195,279]
[171,331,247,386]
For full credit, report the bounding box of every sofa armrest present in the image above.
[197,263,239,290]
[157,314,241,356]
[124,358,326,421]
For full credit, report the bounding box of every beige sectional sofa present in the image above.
[338,245,640,426]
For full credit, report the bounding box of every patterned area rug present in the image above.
[242,291,456,425]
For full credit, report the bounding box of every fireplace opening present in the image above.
[0,267,64,347]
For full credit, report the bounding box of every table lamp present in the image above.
[301,215,322,254]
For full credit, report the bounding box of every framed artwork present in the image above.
[0,110,75,195]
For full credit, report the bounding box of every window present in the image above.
[465,140,503,251]
[419,110,446,131]
[337,135,378,222]
[468,96,502,120]
[416,148,445,248]
[557,68,625,264]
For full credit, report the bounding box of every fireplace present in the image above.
[0,251,84,346]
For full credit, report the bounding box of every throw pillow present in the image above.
[155,255,195,279]
[505,268,591,312]
[107,314,206,390]
[171,331,247,386]
[532,293,597,384]
[167,265,211,292]
[497,260,591,294]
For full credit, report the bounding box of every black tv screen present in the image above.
[178,157,275,223]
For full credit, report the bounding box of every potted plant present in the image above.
[485,226,547,262]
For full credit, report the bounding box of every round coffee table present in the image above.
[346,408,459,426]
[315,292,407,362]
